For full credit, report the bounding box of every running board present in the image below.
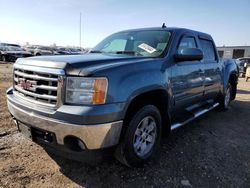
[170,103,219,130]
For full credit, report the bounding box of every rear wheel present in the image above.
[219,83,232,111]
[115,105,162,167]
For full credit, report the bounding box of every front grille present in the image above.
[13,64,65,107]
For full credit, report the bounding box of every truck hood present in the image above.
[16,53,155,76]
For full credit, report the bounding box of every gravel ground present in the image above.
[0,63,250,187]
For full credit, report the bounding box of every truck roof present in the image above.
[117,27,213,41]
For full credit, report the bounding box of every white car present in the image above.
[34,46,54,56]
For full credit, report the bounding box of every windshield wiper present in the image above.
[89,50,102,53]
[90,50,139,56]
[114,51,136,55]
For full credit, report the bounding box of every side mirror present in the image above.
[175,48,203,62]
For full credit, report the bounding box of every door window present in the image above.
[178,37,197,53]
[200,39,216,61]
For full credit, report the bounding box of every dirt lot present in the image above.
[0,63,250,187]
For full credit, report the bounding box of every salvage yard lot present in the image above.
[0,63,250,187]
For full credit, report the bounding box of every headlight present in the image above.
[66,77,108,105]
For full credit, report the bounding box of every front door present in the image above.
[171,35,205,109]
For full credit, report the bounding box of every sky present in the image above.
[0,0,249,48]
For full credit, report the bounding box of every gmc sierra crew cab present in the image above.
[6,27,239,167]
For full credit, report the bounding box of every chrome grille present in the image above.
[13,64,65,107]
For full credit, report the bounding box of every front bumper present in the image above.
[7,89,124,150]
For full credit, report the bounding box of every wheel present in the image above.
[115,105,162,167]
[219,83,232,111]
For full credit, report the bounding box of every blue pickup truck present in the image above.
[6,26,238,167]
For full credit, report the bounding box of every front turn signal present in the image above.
[93,78,108,104]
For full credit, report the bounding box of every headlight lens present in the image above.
[66,77,108,105]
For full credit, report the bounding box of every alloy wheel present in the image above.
[133,116,157,157]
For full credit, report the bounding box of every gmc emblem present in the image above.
[18,78,37,91]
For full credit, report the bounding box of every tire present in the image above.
[219,83,232,111]
[115,105,162,167]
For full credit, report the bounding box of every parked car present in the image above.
[68,48,83,55]
[6,27,239,167]
[24,45,39,55]
[237,57,250,77]
[33,46,54,56]
[56,47,84,55]
[0,46,32,62]
[56,47,71,55]
[52,48,61,55]
[0,43,21,48]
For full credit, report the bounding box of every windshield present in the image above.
[91,30,171,57]
[7,46,23,51]
[0,47,8,51]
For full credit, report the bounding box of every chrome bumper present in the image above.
[7,101,123,150]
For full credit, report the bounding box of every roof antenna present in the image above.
[162,23,166,28]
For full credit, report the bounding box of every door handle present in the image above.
[198,69,205,74]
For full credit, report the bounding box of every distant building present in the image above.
[217,46,250,59]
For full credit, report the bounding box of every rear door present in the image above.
[171,34,205,109]
[198,37,221,100]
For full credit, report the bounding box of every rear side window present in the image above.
[178,37,197,53]
[200,39,216,61]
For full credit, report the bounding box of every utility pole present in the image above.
[79,12,82,49]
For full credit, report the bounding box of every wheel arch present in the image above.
[228,73,238,100]
[223,59,238,100]
[121,89,171,140]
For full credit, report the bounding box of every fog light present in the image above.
[64,136,86,152]
[77,139,86,150]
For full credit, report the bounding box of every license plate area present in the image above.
[32,128,55,144]
[17,121,56,144]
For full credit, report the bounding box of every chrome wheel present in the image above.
[133,116,157,157]
[224,86,231,107]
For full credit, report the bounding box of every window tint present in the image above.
[200,39,216,61]
[178,37,197,52]
[102,39,127,52]
[92,31,171,57]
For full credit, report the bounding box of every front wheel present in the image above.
[115,105,162,167]
[219,83,232,111]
